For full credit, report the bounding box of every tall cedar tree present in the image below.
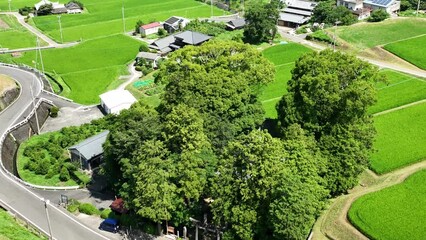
[277,50,383,195]
[155,40,275,150]
[212,130,327,239]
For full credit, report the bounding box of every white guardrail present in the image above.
[0,63,79,190]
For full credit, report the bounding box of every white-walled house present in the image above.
[99,90,137,114]
[337,0,400,17]
[139,22,162,36]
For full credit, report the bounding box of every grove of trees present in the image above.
[102,41,382,239]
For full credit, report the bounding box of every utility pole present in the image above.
[416,0,421,17]
[333,21,341,51]
[58,15,64,43]
[42,199,53,240]
[122,0,126,33]
[58,15,63,43]
[211,0,213,18]
[242,0,245,16]
[30,61,40,135]
[36,37,45,76]
[8,0,11,12]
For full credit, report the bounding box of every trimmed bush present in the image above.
[306,30,335,45]
[78,203,99,215]
[368,9,389,22]
[67,199,80,213]
[100,209,112,219]
[49,106,59,118]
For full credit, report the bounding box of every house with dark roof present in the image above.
[226,18,246,30]
[149,31,211,54]
[65,2,82,14]
[136,52,162,68]
[163,16,190,33]
[278,0,318,28]
[68,130,109,171]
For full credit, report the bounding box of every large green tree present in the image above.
[277,50,382,195]
[311,0,357,25]
[156,40,274,149]
[243,0,281,43]
[212,130,326,239]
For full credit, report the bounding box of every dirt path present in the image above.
[374,99,426,116]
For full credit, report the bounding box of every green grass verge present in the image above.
[336,18,426,49]
[384,35,426,70]
[260,43,312,118]
[370,70,426,114]
[348,170,426,240]
[17,133,79,186]
[0,15,47,49]
[371,102,426,174]
[0,208,45,240]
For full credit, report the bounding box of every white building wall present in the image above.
[141,26,161,36]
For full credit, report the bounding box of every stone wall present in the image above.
[0,88,19,111]
[1,101,52,176]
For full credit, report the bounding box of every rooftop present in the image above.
[364,0,394,7]
[174,31,211,45]
[141,22,161,30]
[99,90,137,110]
[136,51,160,61]
[283,0,318,11]
[69,130,109,160]
[279,12,310,24]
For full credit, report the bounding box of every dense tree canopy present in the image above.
[156,40,275,149]
[311,0,357,26]
[243,0,281,43]
[212,130,327,239]
[277,50,382,195]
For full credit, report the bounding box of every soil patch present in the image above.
[0,74,17,96]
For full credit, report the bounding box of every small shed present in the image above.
[68,130,109,171]
[99,90,137,114]
[140,22,162,36]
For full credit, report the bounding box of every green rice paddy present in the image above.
[349,170,426,240]
[371,102,426,174]
[384,35,426,70]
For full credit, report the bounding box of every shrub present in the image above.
[67,199,80,213]
[72,170,91,186]
[78,203,100,215]
[100,208,112,219]
[49,106,59,118]
[35,158,50,175]
[158,28,167,37]
[142,222,157,235]
[45,168,56,179]
[19,6,33,16]
[306,30,335,45]
[368,9,389,22]
[59,166,70,181]
[139,43,149,52]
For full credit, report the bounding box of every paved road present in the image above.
[0,65,109,240]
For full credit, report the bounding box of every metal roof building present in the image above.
[99,90,137,115]
[68,130,109,170]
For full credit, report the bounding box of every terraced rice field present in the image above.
[384,35,426,70]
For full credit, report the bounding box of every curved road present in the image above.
[0,65,109,240]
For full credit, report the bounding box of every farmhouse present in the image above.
[226,18,246,30]
[278,0,317,28]
[149,31,211,53]
[35,0,67,14]
[136,52,162,68]
[337,0,400,15]
[163,16,190,33]
[99,90,137,114]
[68,130,109,171]
[139,22,162,36]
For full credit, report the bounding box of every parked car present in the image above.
[99,218,119,233]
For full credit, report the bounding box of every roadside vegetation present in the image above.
[349,170,426,240]
[17,118,111,186]
[384,35,426,70]
[0,208,45,240]
[370,102,426,174]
